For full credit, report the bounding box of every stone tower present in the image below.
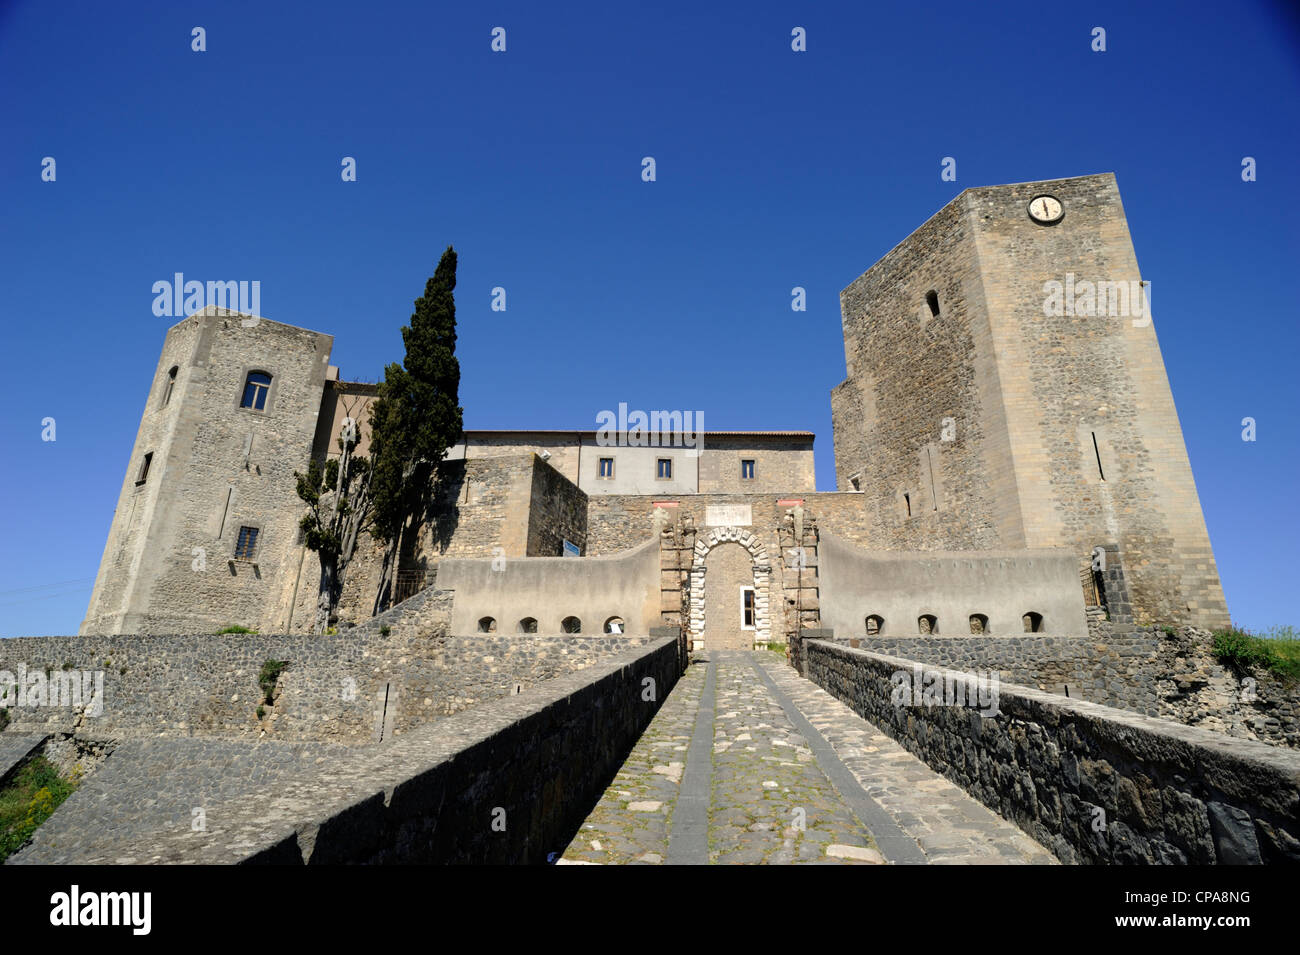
[81,308,333,634]
[831,173,1229,630]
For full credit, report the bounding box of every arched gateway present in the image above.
[688,526,771,650]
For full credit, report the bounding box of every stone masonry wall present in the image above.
[805,640,1300,864]
[83,309,334,637]
[19,637,683,864]
[970,174,1227,629]
[1153,628,1300,749]
[696,435,815,493]
[586,492,879,556]
[3,586,657,745]
[832,193,1014,551]
[81,316,203,631]
[280,454,546,632]
[822,632,1161,714]
[830,173,1229,630]
[527,454,588,555]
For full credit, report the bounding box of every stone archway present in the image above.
[689,526,771,649]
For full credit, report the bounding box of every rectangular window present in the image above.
[135,452,153,485]
[599,457,614,478]
[741,459,755,480]
[657,458,672,480]
[234,526,259,560]
[741,587,755,629]
[240,372,272,411]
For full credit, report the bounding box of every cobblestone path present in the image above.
[559,650,1057,865]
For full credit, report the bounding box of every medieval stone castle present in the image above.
[81,172,1230,644]
[10,174,1293,867]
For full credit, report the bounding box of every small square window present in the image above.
[656,458,672,480]
[235,526,259,560]
[741,459,755,480]
[599,457,614,478]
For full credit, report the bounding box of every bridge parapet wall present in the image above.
[805,639,1300,864]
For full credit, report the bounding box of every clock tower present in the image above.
[831,173,1229,630]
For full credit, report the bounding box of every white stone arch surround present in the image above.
[689,526,771,648]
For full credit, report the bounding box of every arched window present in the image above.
[518,617,538,634]
[1022,612,1044,633]
[918,614,937,635]
[161,366,178,407]
[477,616,497,633]
[969,613,989,635]
[865,615,883,635]
[240,371,272,411]
[604,616,625,634]
[561,616,582,634]
[925,290,940,318]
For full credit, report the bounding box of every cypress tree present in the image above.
[369,246,464,611]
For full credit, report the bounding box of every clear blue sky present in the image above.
[1,0,1296,636]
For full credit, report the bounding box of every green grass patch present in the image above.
[258,659,289,703]
[1212,625,1300,682]
[216,625,257,634]
[0,756,80,861]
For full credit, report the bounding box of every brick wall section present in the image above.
[805,640,1300,864]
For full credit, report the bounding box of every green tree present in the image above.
[295,393,374,633]
[369,246,464,612]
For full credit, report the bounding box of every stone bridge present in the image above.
[4,630,1296,865]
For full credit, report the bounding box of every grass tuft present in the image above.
[1212,625,1300,682]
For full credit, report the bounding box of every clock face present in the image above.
[1028,195,1063,224]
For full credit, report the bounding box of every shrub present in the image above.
[0,756,79,861]
[217,625,257,634]
[379,624,391,637]
[1212,625,1300,682]
[258,659,289,703]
